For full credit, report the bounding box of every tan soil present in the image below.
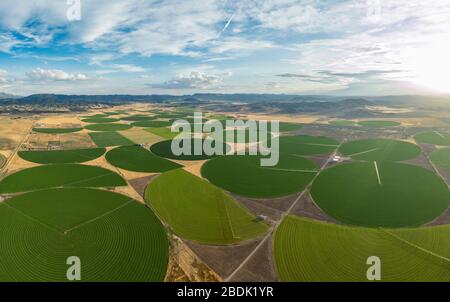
[228,235,278,282]
[184,238,261,280]
[166,236,221,282]
[181,160,207,178]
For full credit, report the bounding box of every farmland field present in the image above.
[414,131,450,146]
[338,139,421,162]
[81,117,120,123]
[202,154,318,198]
[121,115,155,121]
[329,120,355,126]
[274,216,450,282]
[430,148,450,171]
[33,127,82,134]
[120,128,162,145]
[0,164,126,193]
[145,169,268,244]
[106,145,182,173]
[310,162,450,227]
[358,120,401,127]
[18,148,106,164]
[88,131,134,147]
[132,120,172,128]
[84,123,132,132]
[0,154,5,169]
[144,127,178,139]
[0,188,168,281]
[279,135,340,156]
[151,138,230,160]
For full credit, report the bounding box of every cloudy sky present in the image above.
[0,0,449,96]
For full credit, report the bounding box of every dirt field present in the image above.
[185,238,261,279]
[0,116,34,150]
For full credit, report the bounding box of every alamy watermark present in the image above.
[67,0,81,21]
[66,256,81,281]
[170,113,280,167]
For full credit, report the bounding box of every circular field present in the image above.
[274,216,450,281]
[0,188,168,281]
[358,120,401,128]
[0,164,126,193]
[81,117,119,123]
[84,123,132,132]
[339,139,421,162]
[414,131,450,146]
[146,169,267,244]
[202,154,319,198]
[430,148,450,171]
[33,128,82,134]
[311,162,450,227]
[106,145,182,173]
[132,120,172,128]
[279,135,340,156]
[18,148,106,164]
[151,139,230,160]
[121,115,155,122]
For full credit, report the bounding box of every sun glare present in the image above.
[402,36,450,93]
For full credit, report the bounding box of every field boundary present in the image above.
[381,229,450,263]
[224,141,343,281]
[65,200,133,233]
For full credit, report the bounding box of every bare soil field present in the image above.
[228,236,278,282]
[0,116,34,150]
[23,132,96,150]
[129,175,157,197]
[185,239,261,279]
[232,192,300,223]
[290,191,338,223]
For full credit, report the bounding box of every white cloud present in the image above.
[151,71,232,89]
[0,69,8,83]
[26,68,87,81]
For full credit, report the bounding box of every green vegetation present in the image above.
[33,128,82,134]
[146,169,267,244]
[121,115,155,121]
[18,148,106,164]
[414,131,450,146]
[0,164,126,193]
[84,123,132,132]
[278,122,303,132]
[89,131,134,147]
[279,135,340,156]
[430,148,450,171]
[132,120,173,128]
[81,117,119,123]
[106,145,182,173]
[151,139,229,160]
[275,216,450,281]
[310,162,449,227]
[145,127,178,139]
[202,154,319,198]
[153,112,190,119]
[329,120,355,126]
[120,128,162,145]
[358,120,401,127]
[0,188,168,281]
[339,139,421,162]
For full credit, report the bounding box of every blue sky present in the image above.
[0,0,449,96]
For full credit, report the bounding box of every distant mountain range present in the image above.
[0,93,450,118]
[0,92,17,99]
